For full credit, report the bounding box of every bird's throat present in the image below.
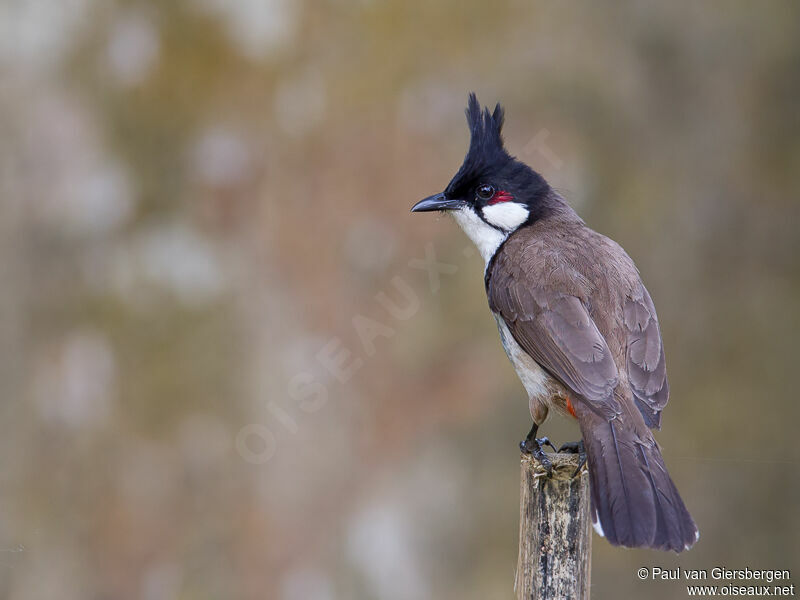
[451,208,508,264]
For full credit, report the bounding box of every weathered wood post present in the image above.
[515,452,592,600]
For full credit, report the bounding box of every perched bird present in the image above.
[411,94,698,552]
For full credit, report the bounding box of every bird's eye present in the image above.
[476,184,495,200]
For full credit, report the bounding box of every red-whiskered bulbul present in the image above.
[411,94,698,552]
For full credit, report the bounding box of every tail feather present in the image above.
[578,409,698,552]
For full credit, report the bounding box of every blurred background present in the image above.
[1,1,798,598]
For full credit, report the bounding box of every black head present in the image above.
[411,93,551,233]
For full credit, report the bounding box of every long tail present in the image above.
[577,409,699,552]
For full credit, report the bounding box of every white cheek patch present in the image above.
[451,208,506,264]
[481,202,529,232]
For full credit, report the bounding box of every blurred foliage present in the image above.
[0,0,798,599]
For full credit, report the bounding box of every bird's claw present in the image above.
[558,440,587,478]
[539,436,558,453]
[520,437,555,476]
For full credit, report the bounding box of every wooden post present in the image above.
[515,452,592,600]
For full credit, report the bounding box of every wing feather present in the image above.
[624,285,669,429]
[488,262,620,417]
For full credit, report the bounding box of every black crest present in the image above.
[446,93,511,195]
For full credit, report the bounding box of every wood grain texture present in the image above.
[515,453,592,600]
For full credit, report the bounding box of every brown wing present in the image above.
[624,284,669,429]
[487,262,620,418]
[487,226,695,551]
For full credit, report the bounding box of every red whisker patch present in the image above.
[488,190,514,205]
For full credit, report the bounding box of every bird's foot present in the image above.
[520,436,557,476]
[557,440,587,478]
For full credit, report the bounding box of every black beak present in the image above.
[411,193,466,213]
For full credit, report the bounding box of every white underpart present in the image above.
[481,202,529,232]
[495,316,551,417]
[451,208,506,263]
